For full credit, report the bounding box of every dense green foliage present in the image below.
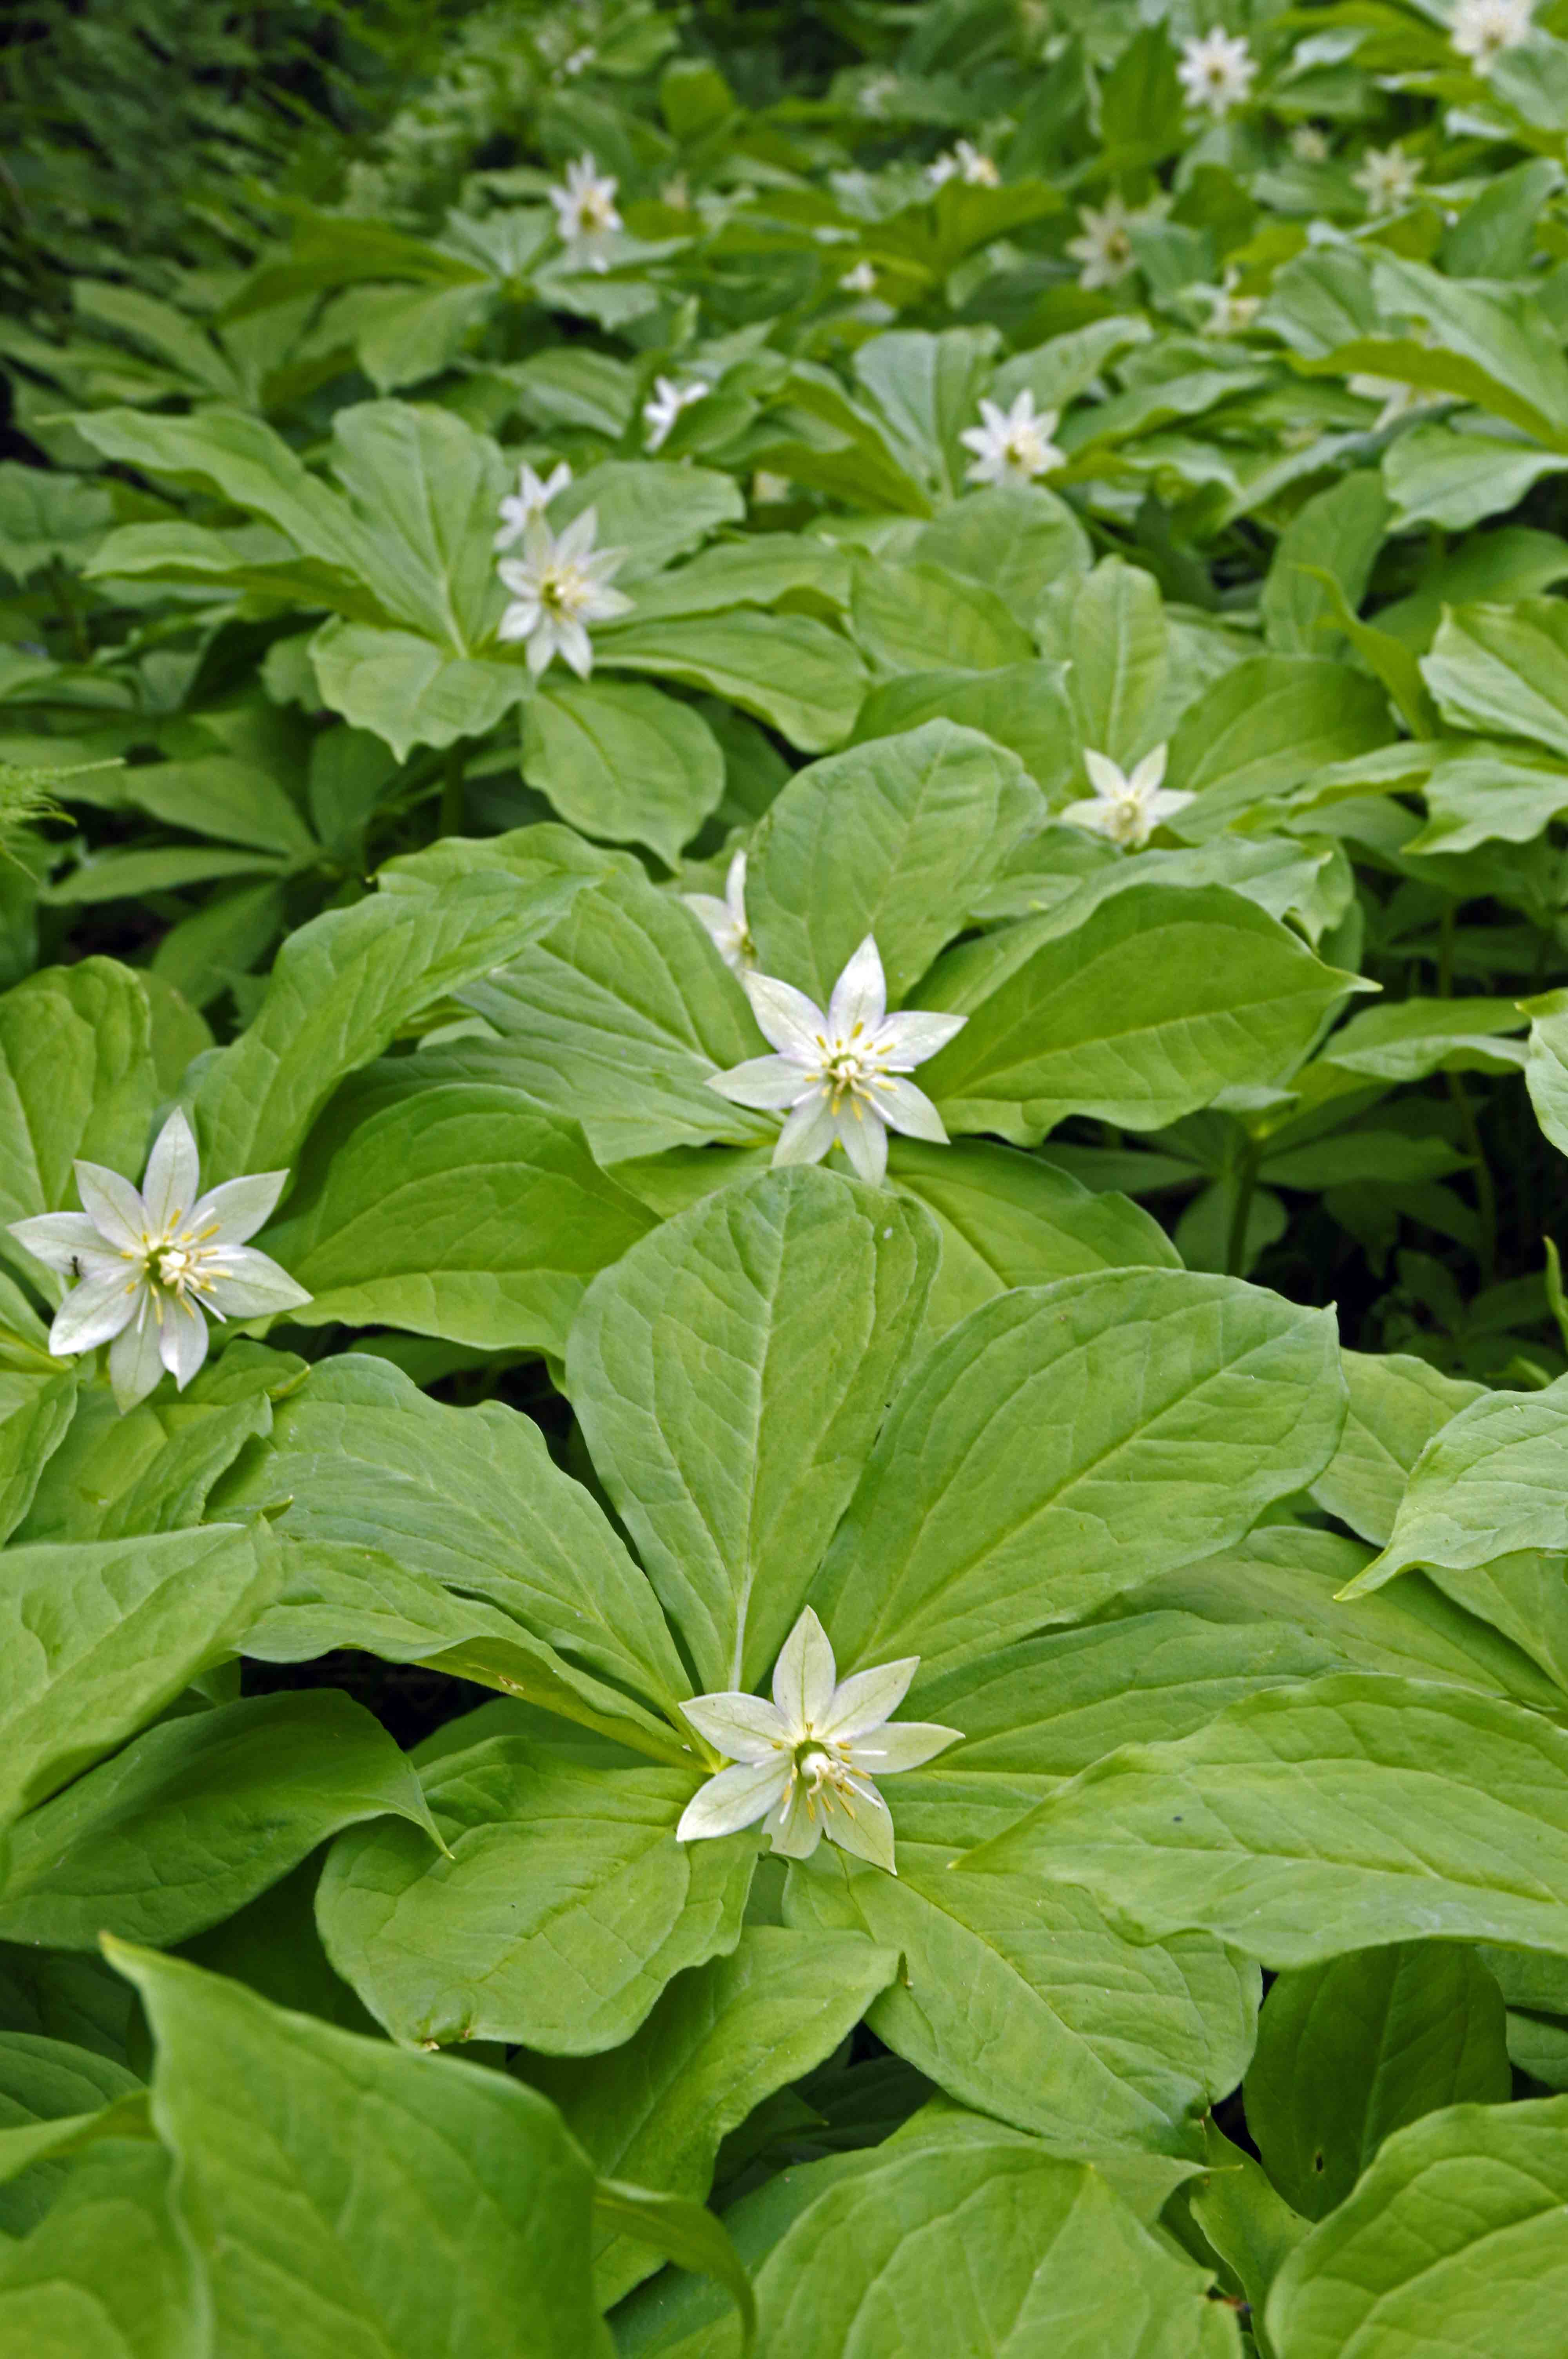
[7,1,1568,2351]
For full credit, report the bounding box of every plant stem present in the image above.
[1447,1068,1498,1287]
[439,743,466,840]
[1225,1141,1261,1278]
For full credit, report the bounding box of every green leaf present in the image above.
[1163,656,1393,828]
[1261,473,1391,658]
[0,959,156,1283]
[262,1074,653,1358]
[0,1525,271,1831]
[552,462,744,580]
[0,2033,142,2234]
[1345,1374,1568,1591]
[786,1842,1256,2165]
[917,885,1361,1149]
[1325,254,1568,447]
[523,676,725,865]
[106,1941,616,2359]
[530,1926,896,2304]
[1528,987,1568,1156]
[0,1689,440,1950]
[327,400,508,649]
[850,558,1036,677]
[1244,1942,1510,2220]
[968,1673,1568,1964]
[1264,2091,1568,2359]
[592,2182,756,2356]
[316,1717,754,2051]
[1408,739,1568,855]
[307,620,530,761]
[191,847,589,1180]
[910,483,1091,612]
[889,1138,1178,1338]
[1383,422,1568,532]
[456,852,765,1160]
[0,1369,78,1543]
[1423,598,1568,760]
[852,663,1078,799]
[1037,556,1169,769]
[213,1352,692,1732]
[1308,1350,1483,1547]
[600,609,867,752]
[116,754,319,858]
[812,1268,1345,1680]
[568,1166,937,1693]
[1188,2120,1308,2328]
[746,720,1044,1007]
[0,2137,199,2359]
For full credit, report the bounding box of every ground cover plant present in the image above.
[9,0,1568,2350]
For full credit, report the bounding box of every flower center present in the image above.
[817,1032,882,1105]
[795,1741,842,1797]
[541,565,590,618]
[577,193,614,233]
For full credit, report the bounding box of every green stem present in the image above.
[438,743,466,840]
[1447,1069,1498,1287]
[1225,1141,1261,1279]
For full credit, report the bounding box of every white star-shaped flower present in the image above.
[548,153,622,272]
[839,260,878,296]
[496,508,632,678]
[642,376,708,453]
[682,849,754,973]
[8,1109,309,1414]
[1178,28,1257,116]
[927,140,1000,187]
[1205,267,1260,336]
[1062,745,1193,849]
[494,461,572,552]
[959,389,1065,486]
[1352,144,1421,216]
[1289,124,1329,161]
[1451,0,1532,68]
[676,1607,961,1875]
[1065,195,1141,291]
[708,935,965,1188]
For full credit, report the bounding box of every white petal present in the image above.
[855,1720,964,1772]
[109,1305,166,1412]
[1061,797,1118,838]
[772,1606,837,1734]
[834,1100,888,1186]
[708,1056,810,1111]
[497,602,540,645]
[827,937,887,1040]
[558,619,594,678]
[158,1291,210,1388]
[140,1109,201,1233]
[1129,744,1169,794]
[773,1092,837,1167]
[724,849,748,918]
[744,972,828,1060]
[203,1247,312,1319]
[189,1170,287,1246]
[1148,788,1197,824]
[875,1076,949,1143]
[73,1162,147,1253]
[957,425,992,458]
[763,1776,823,1860]
[820,1656,919,1741]
[525,623,557,676]
[874,1009,966,1067]
[49,1269,142,1356]
[584,585,633,622]
[7,1212,113,1274]
[677,1757,790,1843]
[1082,748,1128,800]
[820,1779,897,1873]
[557,506,598,562]
[682,1692,791,1763]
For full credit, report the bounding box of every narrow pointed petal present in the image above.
[820,1780,897,1873]
[724,849,748,916]
[189,1170,287,1246]
[677,1757,789,1843]
[835,1100,888,1186]
[683,891,733,941]
[158,1292,210,1388]
[525,625,557,676]
[1061,797,1116,837]
[1148,788,1196,825]
[875,1009,966,1065]
[202,1248,312,1320]
[855,1720,964,1772]
[109,1307,166,1412]
[7,1212,113,1274]
[682,1692,791,1764]
[773,1093,837,1167]
[763,1777,823,1861]
[708,1056,809,1111]
[557,506,598,562]
[743,972,826,1060]
[556,621,593,680]
[957,425,991,458]
[827,937,887,1040]
[72,1163,147,1253]
[49,1269,142,1356]
[1082,748,1127,800]
[1130,744,1169,794]
[874,1078,949,1144]
[772,1606,837,1732]
[819,1656,919,1742]
[140,1109,201,1233]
